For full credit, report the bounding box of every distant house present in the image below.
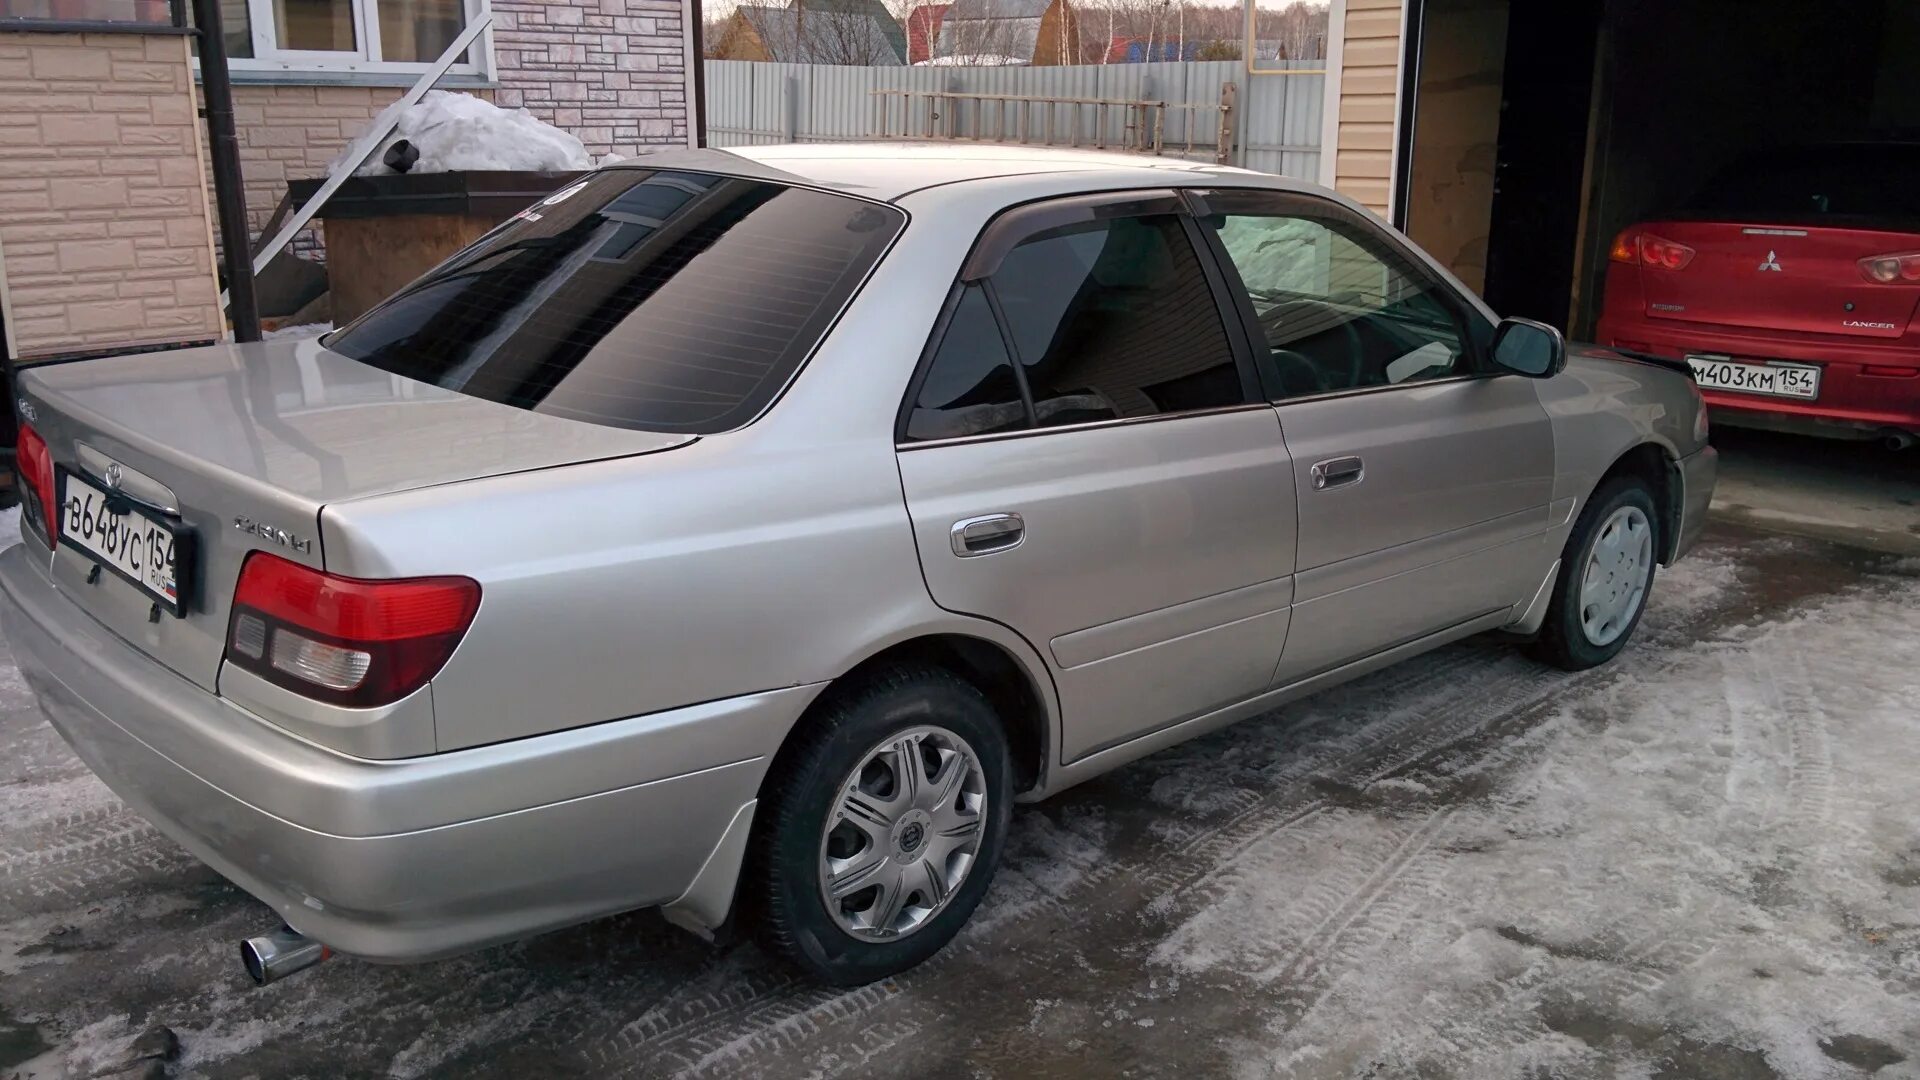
[906,3,950,65]
[795,0,910,65]
[934,0,1079,66]
[714,1,906,65]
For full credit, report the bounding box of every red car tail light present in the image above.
[15,423,58,547]
[1637,233,1695,271]
[226,552,480,708]
[1859,251,1920,284]
[1609,231,1638,263]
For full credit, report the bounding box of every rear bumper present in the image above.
[1673,445,1717,562]
[0,543,817,962]
[1595,315,1920,435]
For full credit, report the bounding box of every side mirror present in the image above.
[1490,317,1566,378]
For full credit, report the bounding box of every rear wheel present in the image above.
[746,665,1011,985]
[1530,476,1659,671]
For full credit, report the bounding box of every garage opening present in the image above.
[1399,0,1917,342]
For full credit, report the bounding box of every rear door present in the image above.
[1192,188,1556,683]
[895,192,1297,764]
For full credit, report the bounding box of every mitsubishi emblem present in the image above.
[1759,250,1784,272]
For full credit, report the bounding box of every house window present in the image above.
[219,0,489,76]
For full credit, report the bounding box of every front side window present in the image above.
[326,169,904,434]
[905,212,1245,442]
[1204,201,1484,398]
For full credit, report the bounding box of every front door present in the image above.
[1193,189,1557,683]
[896,195,1298,764]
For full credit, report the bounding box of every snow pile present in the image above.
[344,91,594,176]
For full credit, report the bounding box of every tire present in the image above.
[1529,476,1661,672]
[745,664,1013,986]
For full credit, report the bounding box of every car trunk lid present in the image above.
[19,337,691,691]
[1638,220,1920,340]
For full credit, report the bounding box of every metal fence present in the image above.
[704,59,1324,178]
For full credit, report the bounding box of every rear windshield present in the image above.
[325,169,904,434]
[1684,144,1920,220]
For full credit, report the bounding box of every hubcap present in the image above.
[819,725,987,942]
[1578,505,1653,647]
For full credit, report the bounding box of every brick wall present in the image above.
[0,31,223,358]
[216,84,496,260]
[493,0,689,158]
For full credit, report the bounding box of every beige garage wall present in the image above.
[1329,0,1405,216]
[0,30,223,359]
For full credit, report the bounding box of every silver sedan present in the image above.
[0,144,1715,987]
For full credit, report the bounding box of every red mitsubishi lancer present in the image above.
[1595,142,1920,448]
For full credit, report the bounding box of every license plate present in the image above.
[1686,355,1821,400]
[56,469,193,616]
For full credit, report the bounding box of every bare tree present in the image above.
[729,0,902,65]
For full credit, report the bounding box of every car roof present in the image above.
[604,142,1296,203]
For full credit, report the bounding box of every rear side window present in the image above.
[325,169,904,434]
[903,213,1244,442]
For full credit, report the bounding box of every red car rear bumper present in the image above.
[1595,313,1920,438]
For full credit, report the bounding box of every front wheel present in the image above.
[1530,476,1660,671]
[746,666,1012,985]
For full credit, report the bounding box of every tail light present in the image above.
[1859,251,1920,284]
[16,423,58,547]
[1609,231,1694,271]
[225,552,480,708]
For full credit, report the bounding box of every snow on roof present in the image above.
[943,0,1051,20]
[914,53,1028,65]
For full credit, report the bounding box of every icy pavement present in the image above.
[2,523,1917,1079]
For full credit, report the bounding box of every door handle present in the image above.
[1310,456,1365,490]
[950,513,1025,557]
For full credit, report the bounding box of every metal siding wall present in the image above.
[702,59,1324,178]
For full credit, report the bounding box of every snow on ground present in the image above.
[0,524,1916,1079]
[1155,578,1920,1078]
[343,91,594,177]
[260,322,331,341]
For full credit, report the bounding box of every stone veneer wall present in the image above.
[0,30,223,357]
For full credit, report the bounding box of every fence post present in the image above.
[1215,81,1236,166]
[784,73,799,144]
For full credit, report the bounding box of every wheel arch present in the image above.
[1593,440,1684,565]
[817,632,1057,797]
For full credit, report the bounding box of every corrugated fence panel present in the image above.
[703,60,761,146]
[702,58,1323,174]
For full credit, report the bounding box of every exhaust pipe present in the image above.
[1880,430,1915,451]
[241,926,330,986]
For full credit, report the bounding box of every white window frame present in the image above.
[230,0,494,78]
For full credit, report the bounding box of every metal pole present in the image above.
[191,0,260,342]
[689,0,709,148]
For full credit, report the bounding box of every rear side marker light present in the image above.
[225,552,479,708]
[1859,252,1920,284]
[16,423,58,548]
